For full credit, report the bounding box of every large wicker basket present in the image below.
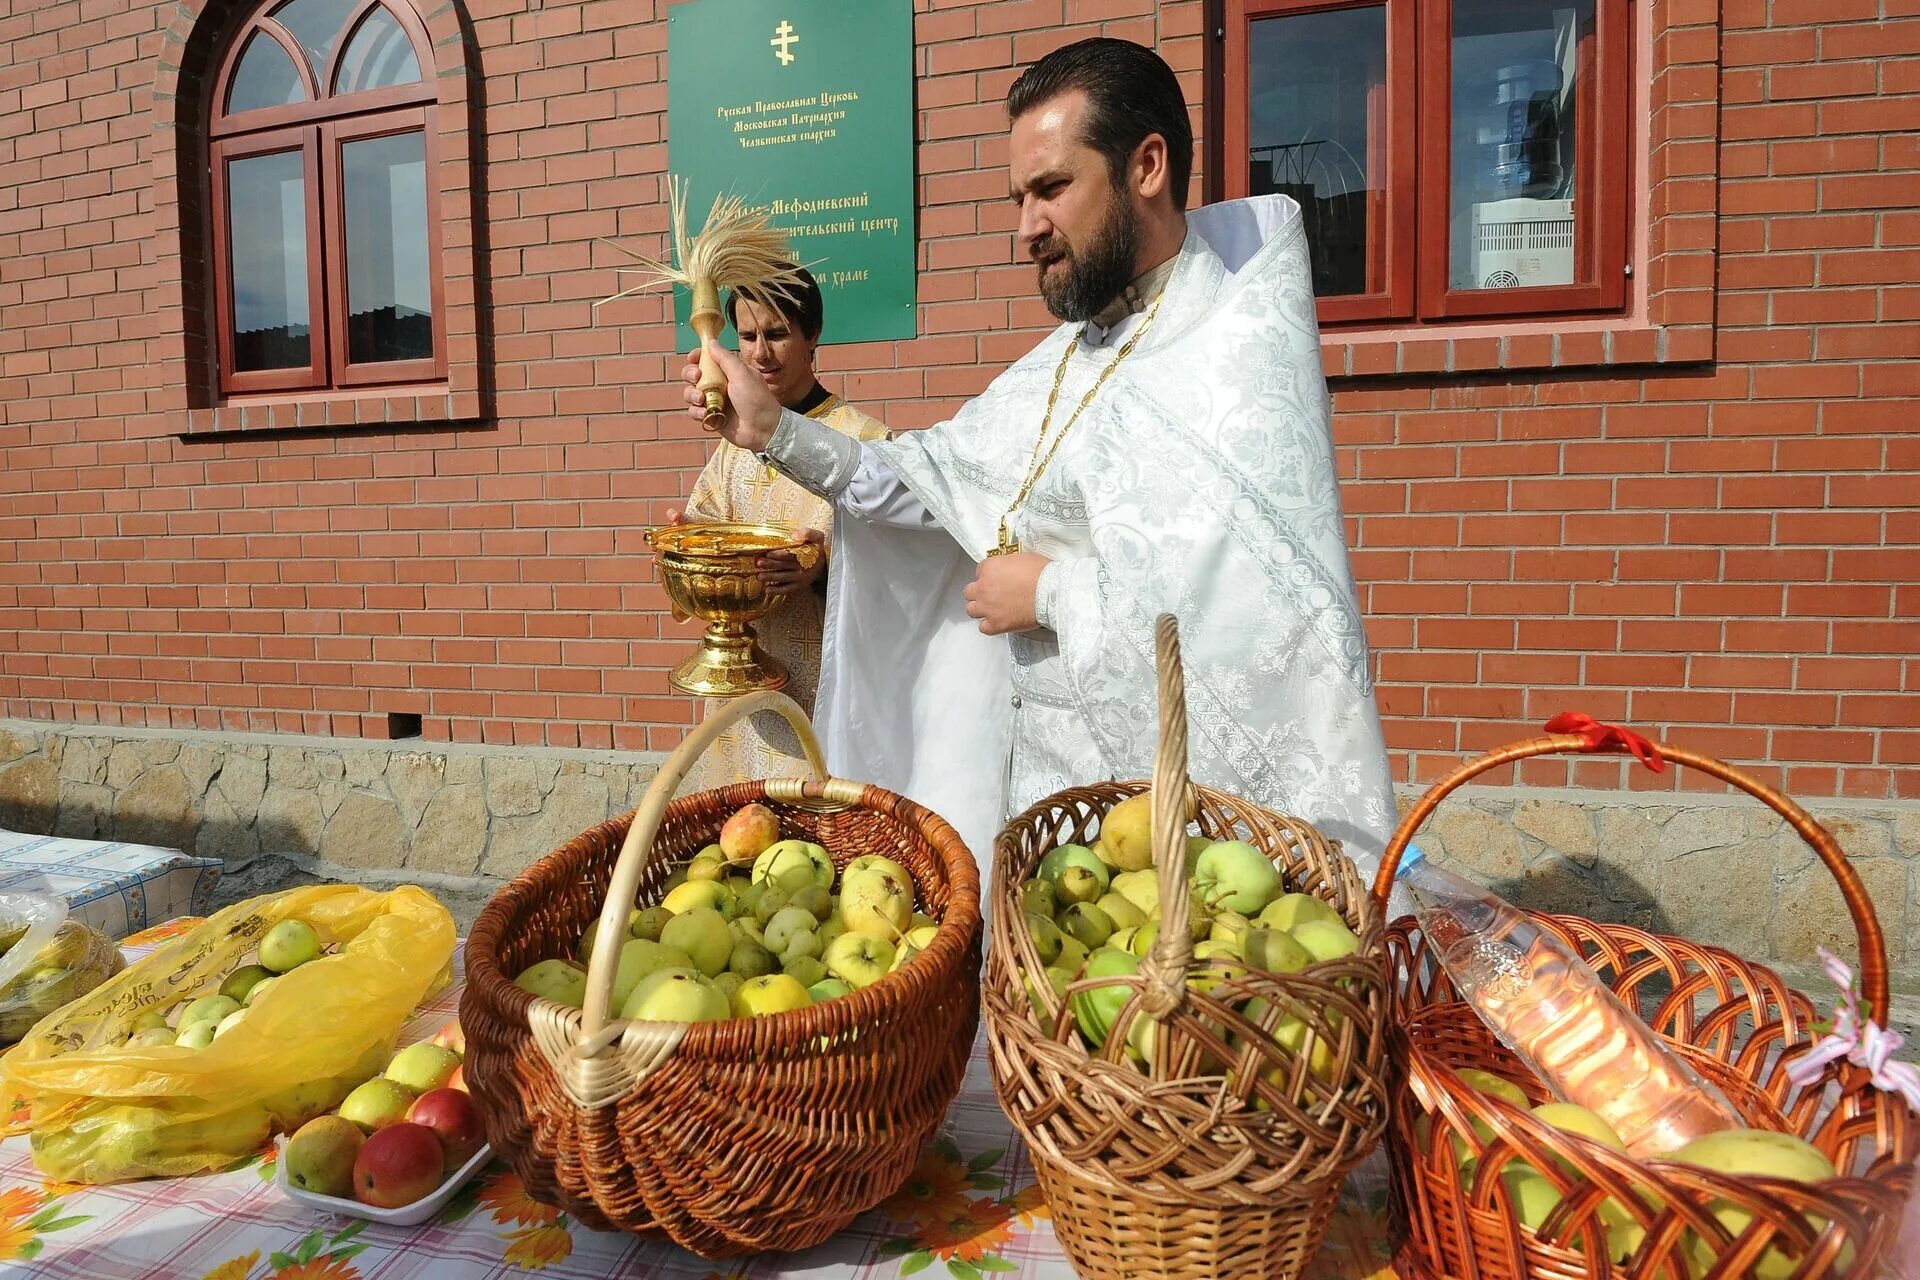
[460,691,982,1258]
[982,616,1391,1280]
[1372,721,1918,1279]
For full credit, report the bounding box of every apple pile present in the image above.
[282,1024,484,1210]
[1019,791,1363,1073]
[121,918,327,1051]
[0,916,122,1043]
[513,803,938,1023]
[1425,1067,1842,1276]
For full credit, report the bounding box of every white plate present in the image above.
[273,1131,494,1227]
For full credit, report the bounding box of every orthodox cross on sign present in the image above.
[770,20,798,65]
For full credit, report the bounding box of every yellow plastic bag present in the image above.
[0,884,455,1184]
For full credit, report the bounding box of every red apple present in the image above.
[407,1087,485,1168]
[352,1122,446,1209]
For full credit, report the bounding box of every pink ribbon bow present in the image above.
[1784,946,1920,1112]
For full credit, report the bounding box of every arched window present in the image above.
[210,0,444,394]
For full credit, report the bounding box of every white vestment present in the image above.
[766,195,1397,883]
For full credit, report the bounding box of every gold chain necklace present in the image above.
[989,295,1165,557]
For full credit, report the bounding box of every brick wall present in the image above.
[0,0,1915,800]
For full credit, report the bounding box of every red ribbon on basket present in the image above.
[1543,712,1667,773]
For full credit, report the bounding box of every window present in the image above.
[210,0,444,395]
[1223,0,1629,330]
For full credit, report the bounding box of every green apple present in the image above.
[1094,792,1155,871]
[686,851,726,883]
[712,972,746,1005]
[514,958,588,1008]
[659,907,733,977]
[1672,1127,1839,1280]
[1109,869,1159,916]
[181,994,241,1030]
[243,976,280,1007]
[789,883,833,922]
[1060,902,1114,950]
[622,970,730,1022]
[729,916,767,947]
[815,917,848,951]
[1108,926,1137,955]
[1193,841,1281,914]
[1208,910,1253,952]
[339,1077,416,1132]
[905,924,939,950]
[129,1026,177,1048]
[175,1020,216,1049]
[1055,865,1104,907]
[728,939,777,979]
[842,854,909,889]
[778,928,822,964]
[259,918,322,973]
[763,906,820,955]
[1242,928,1314,975]
[732,973,812,1018]
[1187,939,1247,995]
[752,839,834,893]
[1257,893,1343,934]
[212,1009,250,1039]
[1037,845,1109,895]
[132,1008,172,1033]
[1291,918,1361,963]
[220,964,275,1005]
[386,1042,461,1092]
[1096,892,1146,932]
[1019,878,1058,920]
[1068,947,1140,1047]
[782,955,828,988]
[823,931,896,988]
[610,938,697,1009]
[807,977,853,1002]
[661,879,732,918]
[839,867,914,940]
[1025,912,1064,965]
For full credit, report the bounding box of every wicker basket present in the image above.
[982,615,1391,1280]
[459,691,982,1259]
[1371,723,1918,1280]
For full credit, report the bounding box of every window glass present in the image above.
[227,31,307,114]
[342,130,433,364]
[334,7,422,95]
[268,0,355,82]
[228,150,312,372]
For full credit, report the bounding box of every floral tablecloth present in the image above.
[0,920,1403,1280]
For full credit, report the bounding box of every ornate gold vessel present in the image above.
[647,522,820,697]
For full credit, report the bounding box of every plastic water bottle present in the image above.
[1399,842,1744,1157]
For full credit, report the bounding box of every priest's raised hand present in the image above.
[681,341,782,453]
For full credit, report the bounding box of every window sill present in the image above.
[182,385,484,434]
[1322,315,1714,382]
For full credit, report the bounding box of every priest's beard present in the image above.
[1032,183,1142,323]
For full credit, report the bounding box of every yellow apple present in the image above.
[732,973,812,1018]
[839,867,914,940]
[659,907,733,977]
[751,839,834,892]
[661,879,732,918]
[1096,892,1146,931]
[1671,1128,1839,1280]
[1110,869,1159,916]
[823,931,896,988]
[1095,793,1156,872]
[1257,893,1342,934]
[1291,917,1361,963]
[623,970,730,1022]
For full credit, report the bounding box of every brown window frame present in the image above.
[207,0,445,396]
[1221,0,1631,332]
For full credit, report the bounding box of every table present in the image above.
[0,831,219,940]
[0,921,1402,1279]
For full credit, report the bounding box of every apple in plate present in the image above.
[352,1122,445,1208]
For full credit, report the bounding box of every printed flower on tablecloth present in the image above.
[501,1221,573,1269]
[0,1183,90,1263]
[201,1251,260,1280]
[479,1170,562,1227]
[876,1138,1044,1279]
[1004,1183,1048,1229]
[876,1137,1008,1234]
[39,1177,86,1198]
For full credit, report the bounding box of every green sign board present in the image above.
[668,0,917,346]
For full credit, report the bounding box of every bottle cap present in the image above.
[1397,841,1428,873]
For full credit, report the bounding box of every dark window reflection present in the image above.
[1449,0,1590,290]
[1247,6,1387,298]
[228,149,311,372]
[342,130,433,364]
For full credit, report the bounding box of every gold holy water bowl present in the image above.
[647,521,820,697]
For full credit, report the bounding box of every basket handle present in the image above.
[1367,723,1891,1017]
[1137,614,1200,1021]
[577,689,832,1036]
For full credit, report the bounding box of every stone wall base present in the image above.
[2,719,1913,981]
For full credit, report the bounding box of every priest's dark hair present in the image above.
[725,264,825,341]
[1005,37,1193,211]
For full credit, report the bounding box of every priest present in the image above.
[680,37,1397,874]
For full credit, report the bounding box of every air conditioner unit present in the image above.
[1469,197,1574,289]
